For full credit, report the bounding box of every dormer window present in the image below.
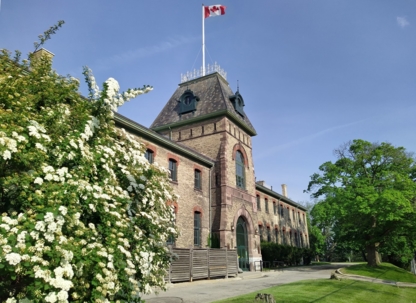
[178,89,200,115]
[229,91,245,117]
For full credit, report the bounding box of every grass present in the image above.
[212,279,416,303]
[341,262,416,283]
[212,263,416,303]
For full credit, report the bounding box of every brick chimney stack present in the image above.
[281,184,288,197]
[30,48,54,66]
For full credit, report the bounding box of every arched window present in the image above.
[194,169,201,189]
[259,225,264,242]
[169,159,177,181]
[267,227,271,242]
[194,211,201,246]
[145,149,154,163]
[235,150,245,189]
[256,195,261,210]
[167,206,177,246]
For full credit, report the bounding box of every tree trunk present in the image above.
[361,250,367,262]
[366,243,381,267]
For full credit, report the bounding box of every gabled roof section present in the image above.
[255,183,307,211]
[150,72,256,136]
[114,113,215,168]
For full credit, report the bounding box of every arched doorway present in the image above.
[236,216,249,271]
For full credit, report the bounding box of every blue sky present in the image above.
[1,1,415,203]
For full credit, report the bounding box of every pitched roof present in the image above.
[255,183,307,211]
[150,72,256,136]
[114,113,215,167]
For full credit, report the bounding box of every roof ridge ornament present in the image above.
[180,62,227,83]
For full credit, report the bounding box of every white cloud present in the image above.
[96,35,198,69]
[397,16,410,29]
[255,119,368,159]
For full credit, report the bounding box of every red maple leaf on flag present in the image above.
[210,6,220,13]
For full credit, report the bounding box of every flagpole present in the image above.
[202,4,205,76]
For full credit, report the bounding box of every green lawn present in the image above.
[212,279,416,303]
[341,262,416,283]
[213,263,416,303]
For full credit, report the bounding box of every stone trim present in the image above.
[232,143,249,167]
[145,143,158,158]
[193,205,203,218]
[167,153,180,166]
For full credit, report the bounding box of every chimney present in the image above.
[281,184,288,197]
[30,48,55,66]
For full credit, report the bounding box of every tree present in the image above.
[0,39,176,302]
[306,140,416,267]
[300,202,325,262]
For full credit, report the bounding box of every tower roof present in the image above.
[150,72,256,136]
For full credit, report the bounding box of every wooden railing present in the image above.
[166,248,238,283]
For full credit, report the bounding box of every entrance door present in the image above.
[236,216,249,271]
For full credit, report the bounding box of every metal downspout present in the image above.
[209,167,212,246]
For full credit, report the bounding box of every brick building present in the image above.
[116,71,309,271]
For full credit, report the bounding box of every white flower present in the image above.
[47,222,57,232]
[107,281,115,290]
[35,142,47,152]
[44,232,55,242]
[44,212,54,223]
[5,253,21,265]
[2,245,12,254]
[30,231,39,240]
[35,221,45,232]
[43,166,55,173]
[45,292,57,303]
[3,150,11,160]
[58,206,67,216]
[34,177,43,185]
[0,224,10,231]
[6,298,17,303]
[58,290,68,301]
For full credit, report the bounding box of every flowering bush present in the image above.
[0,49,176,302]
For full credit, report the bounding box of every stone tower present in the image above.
[151,72,262,270]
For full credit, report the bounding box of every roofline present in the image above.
[151,109,257,136]
[114,114,215,167]
[179,71,228,87]
[255,183,307,211]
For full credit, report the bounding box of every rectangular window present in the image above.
[280,205,284,217]
[194,212,201,246]
[273,203,277,215]
[194,169,201,190]
[267,227,271,242]
[169,159,177,181]
[265,199,269,213]
[274,229,279,243]
[256,195,261,210]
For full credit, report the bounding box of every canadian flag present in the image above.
[204,5,226,18]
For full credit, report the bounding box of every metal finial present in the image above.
[237,80,239,92]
